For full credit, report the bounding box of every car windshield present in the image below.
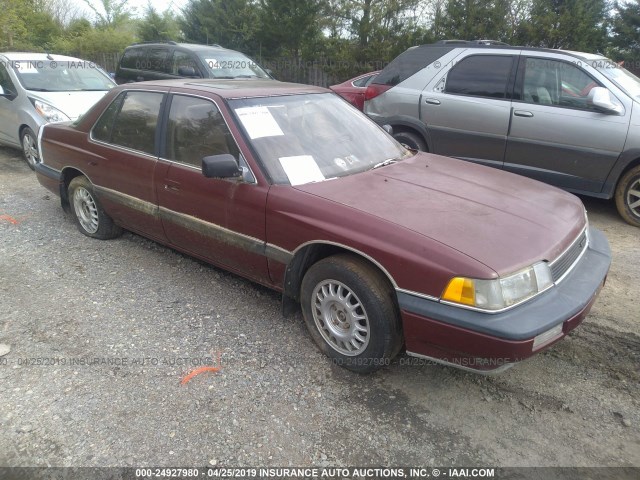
[198,52,270,79]
[229,93,412,185]
[593,59,640,101]
[11,60,116,92]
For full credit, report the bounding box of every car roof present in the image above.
[121,78,329,99]
[409,43,609,61]
[125,42,234,54]
[0,52,88,62]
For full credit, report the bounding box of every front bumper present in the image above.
[398,227,611,372]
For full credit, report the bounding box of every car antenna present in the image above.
[46,53,54,61]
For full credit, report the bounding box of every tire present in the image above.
[20,127,39,170]
[393,131,426,151]
[300,254,403,373]
[615,165,640,228]
[68,176,122,239]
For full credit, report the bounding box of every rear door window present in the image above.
[445,55,515,99]
[93,91,164,155]
[145,48,170,73]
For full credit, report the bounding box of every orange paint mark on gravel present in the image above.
[180,366,220,385]
[0,214,19,225]
[180,350,223,385]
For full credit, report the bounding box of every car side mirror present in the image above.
[202,154,243,179]
[178,66,198,77]
[0,85,16,100]
[587,87,624,115]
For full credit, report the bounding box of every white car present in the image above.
[0,52,116,169]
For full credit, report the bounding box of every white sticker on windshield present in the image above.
[279,155,325,186]
[236,106,284,139]
[205,58,219,69]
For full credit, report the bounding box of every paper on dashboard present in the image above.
[279,155,325,186]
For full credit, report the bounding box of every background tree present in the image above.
[438,0,511,42]
[517,0,609,51]
[610,0,640,69]
[180,0,260,54]
[257,0,323,58]
[82,0,133,29]
[137,4,181,42]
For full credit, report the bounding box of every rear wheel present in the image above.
[21,127,39,170]
[615,165,640,228]
[68,176,122,239]
[300,254,403,373]
[393,131,426,151]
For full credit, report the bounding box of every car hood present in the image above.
[294,153,586,275]
[28,90,110,120]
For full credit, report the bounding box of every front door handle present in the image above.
[424,98,441,105]
[164,180,180,192]
[514,110,534,118]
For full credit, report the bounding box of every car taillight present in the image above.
[365,83,392,101]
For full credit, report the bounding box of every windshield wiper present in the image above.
[26,88,52,92]
[372,158,397,170]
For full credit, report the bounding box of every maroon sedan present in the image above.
[35,79,611,373]
[330,71,379,110]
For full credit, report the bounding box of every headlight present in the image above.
[442,262,553,311]
[31,99,70,123]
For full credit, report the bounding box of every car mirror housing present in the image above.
[178,66,198,77]
[0,85,16,100]
[202,154,243,179]
[587,87,624,115]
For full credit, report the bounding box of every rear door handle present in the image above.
[514,110,534,118]
[424,98,441,105]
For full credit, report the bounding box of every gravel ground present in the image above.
[0,147,639,471]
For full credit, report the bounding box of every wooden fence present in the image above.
[73,52,383,87]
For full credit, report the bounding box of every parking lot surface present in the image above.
[0,147,638,468]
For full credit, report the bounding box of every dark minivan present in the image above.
[115,41,271,84]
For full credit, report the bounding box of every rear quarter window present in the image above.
[374,46,455,87]
[120,48,142,69]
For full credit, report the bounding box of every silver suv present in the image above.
[365,41,640,227]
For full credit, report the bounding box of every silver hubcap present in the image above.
[627,178,640,218]
[22,133,38,167]
[311,280,369,356]
[73,187,99,233]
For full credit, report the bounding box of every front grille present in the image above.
[550,229,588,283]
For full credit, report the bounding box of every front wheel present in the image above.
[68,176,122,239]
[300,254,403,373]
[615,165,640,228]
[21,127,39,170]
